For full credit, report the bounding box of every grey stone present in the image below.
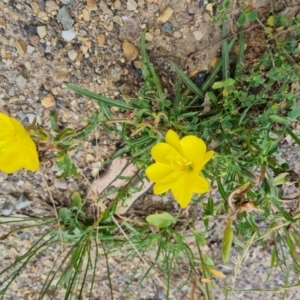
[58,6,74,30]
[1,201,14,216]
[161,22,173,32]
[8,87,15,96]
[16,74,27,89]
[99,0,113,16]
[15,195,32,210]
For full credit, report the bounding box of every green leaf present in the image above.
[205,198,214,215]
[222,218,234,263]
[286,127,300,146]
[271,197,296,223]
[56,154,79,178]
[237,14,246,27]
[201,38,236,91]
[146,212,177,228]
[71,192,83,208]
[65,83,135,110]
[247,11,258,21]
[269,115,291,125]
[168,60,205,99]
[141,29,164,97]
[273,173,288,186]
[49,111,59,132]
[288,106,300,120]
[192,230,207,245]
[222,21,230,80]
[212,81,224,89]
[223,78,235,87]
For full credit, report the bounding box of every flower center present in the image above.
[172,156,194,172]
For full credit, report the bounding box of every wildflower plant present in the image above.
[1,5,300,300]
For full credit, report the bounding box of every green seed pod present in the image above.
[222,218,234,263]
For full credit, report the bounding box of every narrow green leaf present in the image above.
[202,38,236,91]
[222,218,234,263]
[216,176,228,202]
[141,29,164,97]
[205,197,214,215]
[269,115,291,125]
[222,21,230,80]
[168,60,205,99]
[192,230,207,245]
[49,111,59,132]
[286,127,300,146]
[65,83,135,110]
[174,77,181,108]
[271,197,296,223]
[235,32,245,78]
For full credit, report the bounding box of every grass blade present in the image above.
[169,60,205,99]
[222,21,230,80]
[202,38,236,91]
[141,29,164,98]
[65,84,135,110]
[286,127,300,146]
[234,32,245,78]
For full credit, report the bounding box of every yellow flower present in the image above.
[0,112,39,173]
[145,130,214,208]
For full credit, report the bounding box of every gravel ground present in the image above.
[1,0,300,299]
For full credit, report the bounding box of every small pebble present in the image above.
[27,45,35,54]
[58,6,74,30]
[37,26,47,39]
[62,30,78,41]
[99,0,113,16]
[127,0,138,11]
[161,22,173,32]
[68,49,78,60]
[1,201,14,216]
[193,30,206,41]
[41,93,56,108]
[16,74,27,89]
[157,6,173,23]
[122,41,139,61]
[97,33,106,45]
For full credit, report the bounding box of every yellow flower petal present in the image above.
[180,135,207,162]
[145,163,176,182]
[151,143,183,165]
[153,181,173,194]
[194,150,214,172]
[0,112,39,173]
[165,130,185,157]
[170,172,210,208]
[170,173,194,208]
[189,172,210,193]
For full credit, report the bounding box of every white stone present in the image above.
[62,29,78,41]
